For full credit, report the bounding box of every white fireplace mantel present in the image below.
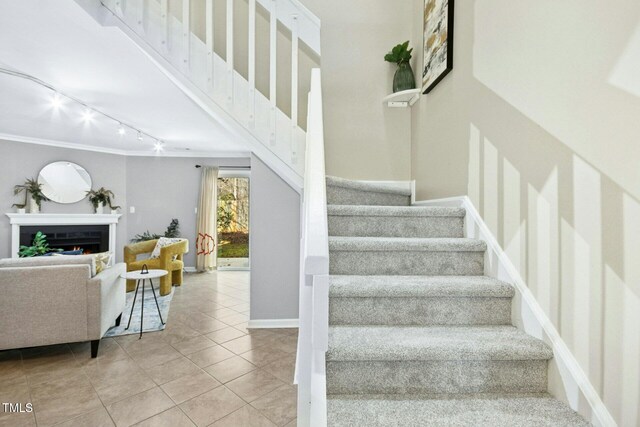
[5,213,122,259]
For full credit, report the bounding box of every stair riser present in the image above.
[326,360,548,394]
[329,297,512,326]
[327,186,410,206]
[329,251,484,275]
[328,215,464,238]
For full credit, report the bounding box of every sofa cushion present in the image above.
[0,255,97,276]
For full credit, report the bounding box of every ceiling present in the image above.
[0,0,249,157]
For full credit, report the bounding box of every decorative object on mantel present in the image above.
[384,41,417,93]
[38,161,92,204]
[422,0,454,94]
[86,187,121,214]
[12,178,49,214]
[18,231,62,258]
[131,218,180,243]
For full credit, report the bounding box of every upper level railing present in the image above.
[297,68,329,426]
[99,0,321,185]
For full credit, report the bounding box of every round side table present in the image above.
[120,269,168,339]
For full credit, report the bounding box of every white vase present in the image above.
[17,208,26,214]
[110,209,118,215]
[95,202,104,214]
[29,198,40,214]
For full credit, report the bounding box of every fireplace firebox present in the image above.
[20,225,109,254]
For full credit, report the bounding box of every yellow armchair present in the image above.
[124,239,189,296]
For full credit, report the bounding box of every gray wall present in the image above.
[0,140,249,266]
[249,155,300,321]
[126,156,249,267]
[0,140,128,261]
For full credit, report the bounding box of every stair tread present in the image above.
[327,393,590,426]
[327,325,553,361]
[329,237,487,252]
[328,205,465,217]
[326,176,412,196]
[329,275,514,298]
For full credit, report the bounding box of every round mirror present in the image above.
[38,162,92,204]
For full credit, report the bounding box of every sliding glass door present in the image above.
[217,172,250,270]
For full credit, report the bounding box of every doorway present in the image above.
[217,170,250,270]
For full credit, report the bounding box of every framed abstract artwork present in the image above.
[422,0,454,94]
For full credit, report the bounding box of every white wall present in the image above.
[410,1,640,425]
[298,0,414,181]
[249,154,300,321]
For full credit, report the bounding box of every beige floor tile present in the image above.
[178,387,245,427]
[115,332,166,353]
[127,342,182,368]
[54,407,114,427]
[261,353,296,384]
[0,381,35,427]
[143,356,202,385]
[106,387,174,427]
[250,385,297,426]
[219,335,269,355]
[31,372,103,427]
[219,313,250,326]
[0,411,36,427]
[133,407,194,427]
[211,405,277,427]
[274,335,298,354]
[239,345,291,368]
[160,370,221,404]
[204,356,257,384]
[171,335,217,356]
[205,327,246,344]
[158,322,201,345]
[187,346,235,368]
[210,308,239,319]
[283,418,297,426]
[84,358,156,405]
[69,338,128,365]
[225,370,284,403]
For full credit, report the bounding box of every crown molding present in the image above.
[0,133,250,158]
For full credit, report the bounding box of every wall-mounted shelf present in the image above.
[383,89,421,108]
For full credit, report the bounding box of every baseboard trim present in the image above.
[247,319,299,329]
[183,267,197,273]
[415,195,616,427]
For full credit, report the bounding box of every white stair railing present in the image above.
[297,68,329,427]
[98,0,320,187]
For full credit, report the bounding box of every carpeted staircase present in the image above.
[325,176,590,426]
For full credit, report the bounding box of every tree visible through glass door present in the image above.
[217,176,249,269]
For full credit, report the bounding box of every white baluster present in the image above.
[226,0,234,106]
[160,0,169,54]
[269,0,277,146]
[291,14,299,164]
[206,0,214,92]
[114,0,124,17]
[182,0,191,73]
[248,0,256,129]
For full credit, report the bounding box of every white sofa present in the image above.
[0,255,126,358]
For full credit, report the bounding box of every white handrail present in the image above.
[302,68,328,276]
[297,68,329,426]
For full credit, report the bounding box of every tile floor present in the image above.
[0,271,298,427]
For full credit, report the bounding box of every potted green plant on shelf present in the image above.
[13,178,49,214]
[87,187,121,214]
[384,40,416,93]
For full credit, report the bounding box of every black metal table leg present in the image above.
[140,279,145,339]
[149,278,165,325]
[125,279,141,330]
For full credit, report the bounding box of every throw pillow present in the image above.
[93,252,113,274]
[150,237,184,259]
